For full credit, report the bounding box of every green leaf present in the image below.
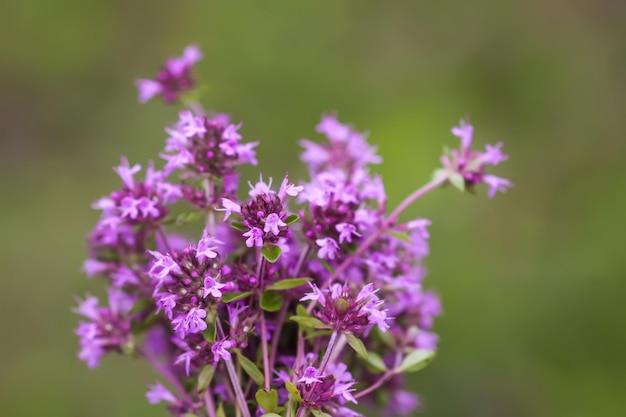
[197,365,216,392]
[216,402,226,417]
[363,351,387,373]
[261,245,282,263]
[129,298,154,314]
[448,172,465,192]
[222,291,252,303]
[345,333,368,359]
[266,278,312,291]
[387,230,411,243]
[260,291,284,312]
[431,168,449,183]
[175,211,204,226]
[318,259,335,273]
[284,214,300,226]
[395,349,435,374]
[304,329,333,340]
[285,380,302,402]
[183,414,199,417]
[230,221,248,232]
[296,304,309,317]
[256,389,279,413]
[311,410,332,417]
[261,414,282,417]
[236,351,265,386]
[289,315,329,330]
[203,321,217,342]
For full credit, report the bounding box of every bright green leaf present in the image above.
[290,315,329,330]
[216,403,226,417]
[261,245,282,263]
[197,365,216,392]
[203,321,217,343]
[256,389,279,413]
[345,333,368,359]
[363,351,387,373]
[266,278,312,291]
[284,214,300,225]
[395,349,435,374]
[236,351,265,386]
[387,230,411,243]
[129,298,154,314]
[230,221,248,232]
[222,291,252,303]
[261,414,282,417]
[296,304,308,317]
[260,291,283,312]
[285,380,302,402]
[175,211,204,226]
[311,410,332,417]
[318,259,335,273]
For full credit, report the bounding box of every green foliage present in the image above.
[395,349,435,374]
[236,351,265,386]
[256,389,279,413]
[260,291,283,312]
[261,245,282,263]
[266,278,312,291]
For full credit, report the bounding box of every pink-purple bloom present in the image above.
[136,45,203,104]
[76,44,511,417]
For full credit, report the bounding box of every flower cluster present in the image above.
[75,45,511,417]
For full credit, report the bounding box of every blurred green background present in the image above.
[1,1,625,416]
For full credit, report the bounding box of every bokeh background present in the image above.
[1,1,625,416]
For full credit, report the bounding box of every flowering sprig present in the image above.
[75,44,512,417]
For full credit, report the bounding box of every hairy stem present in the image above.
[353,371,395,400]
[217,320,251,417]
[204,387,217,417]
[268,301,288,373]
[317,329,339,375]
[203,178,215,235]
[259,312,271,392]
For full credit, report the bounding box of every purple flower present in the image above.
[148,251,182,282]
[217,198,242,220]
[203,276,226,299]
[483,175,512,198]
[451,120,474,150]
[442,119,511,198]
[407,218,431,239]
[278,174,304,199]
[316,237,340,260]
[298,366,322,385]
[82,259,108,278]
[415,330,439,351]
[172,307,207,338]
[174,350,197,376]
[483,142,508,165]
[211,339,235,362]
[136,45,203,104]
[146,382,177,404]
[196,231,222,262]
[384,390,420,416]
[73,290,134,369]
[335,223,361,244]
[114,157,141,189]
[248,175,274,198]
[243,227,264,247]
[264,213,286,235]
